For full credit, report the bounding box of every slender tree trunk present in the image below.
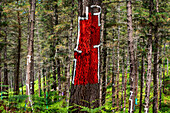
[159,41,162,110]
[112,30,116,110]
[127,0,136,112]
[124,47,129,112]
[21,71,24,95]
[102,6,107,106]
[153,0,159,112]
[167,56,168,77]
[51,0,58,92]
[144,0,153,112]
[116,3,120,110]
[26,0,36,108]
[139,37,145,113]
[121,48,125,110]
[144,34,153,113]
[99,4,105,107]
[162,43,165,94]
[66,0,74,104]
[54,1,62,97]
[46,67,50,104]
[57,58,61,96]
[43,65,46,99]
[15,0,21,95]
[134,37,138,109]
[3,4,8,97]
[37,21,41,97]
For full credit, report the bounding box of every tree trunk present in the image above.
[14,0,21,95]
[70,0,101,112]
[54,1,62,97]
[134,38,138,110]
[21,71,24,95]
[162,43,165,94]
[51,0,58,92]
[153,0,159,112]
[37,21,41,97]
[57,58,61,96]
[46,67,50,107]
[99,3,105,107]
[116,3,120,110]
[159,44,162,110]
[139,37,145,113]
[43,65,46,99]
[3,3,8,97]
[127,0,136,112]
[65,0,74,104]
[121,48,125,110]
[144,0,153,112]
[112,29,116,110]
[167,56,168,79]
[26,0,36,108]
[124,47,129,111]
[102,6,107,106]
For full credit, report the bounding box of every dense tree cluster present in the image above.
[0,0,169,113]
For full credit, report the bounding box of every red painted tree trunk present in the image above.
[70,0,101,112]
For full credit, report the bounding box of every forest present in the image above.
[0,0,169,113]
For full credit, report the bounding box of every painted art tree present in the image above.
[69,0,102,112]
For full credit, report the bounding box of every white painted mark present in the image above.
[144,108,148,113]
[129,91,133,113]
[94,44,101,83]
[26,83,33,110]
[72,59,77,84]
[27,55,31,65]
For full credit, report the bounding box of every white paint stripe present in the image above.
[94,44,101,83]
[26,83,33,110]
[27,55,31,65]
[129,91,133,113]
[72,59,77,84]
[74,49,82,53]
[144,108,148,113]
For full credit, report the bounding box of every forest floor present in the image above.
[0,74,169,113]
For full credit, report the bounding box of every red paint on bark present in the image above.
[74,13,100,85]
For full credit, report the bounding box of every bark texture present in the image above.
[116,3,120,110]
[102,6,107,106]
[153,0,159,112]
[3,1,8,97]
[127,0,136,112]
[144,0,153,112]
[112,29,116,110]
[15,0,21,95]
[26,0,36,107]
[139,37,145,113]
